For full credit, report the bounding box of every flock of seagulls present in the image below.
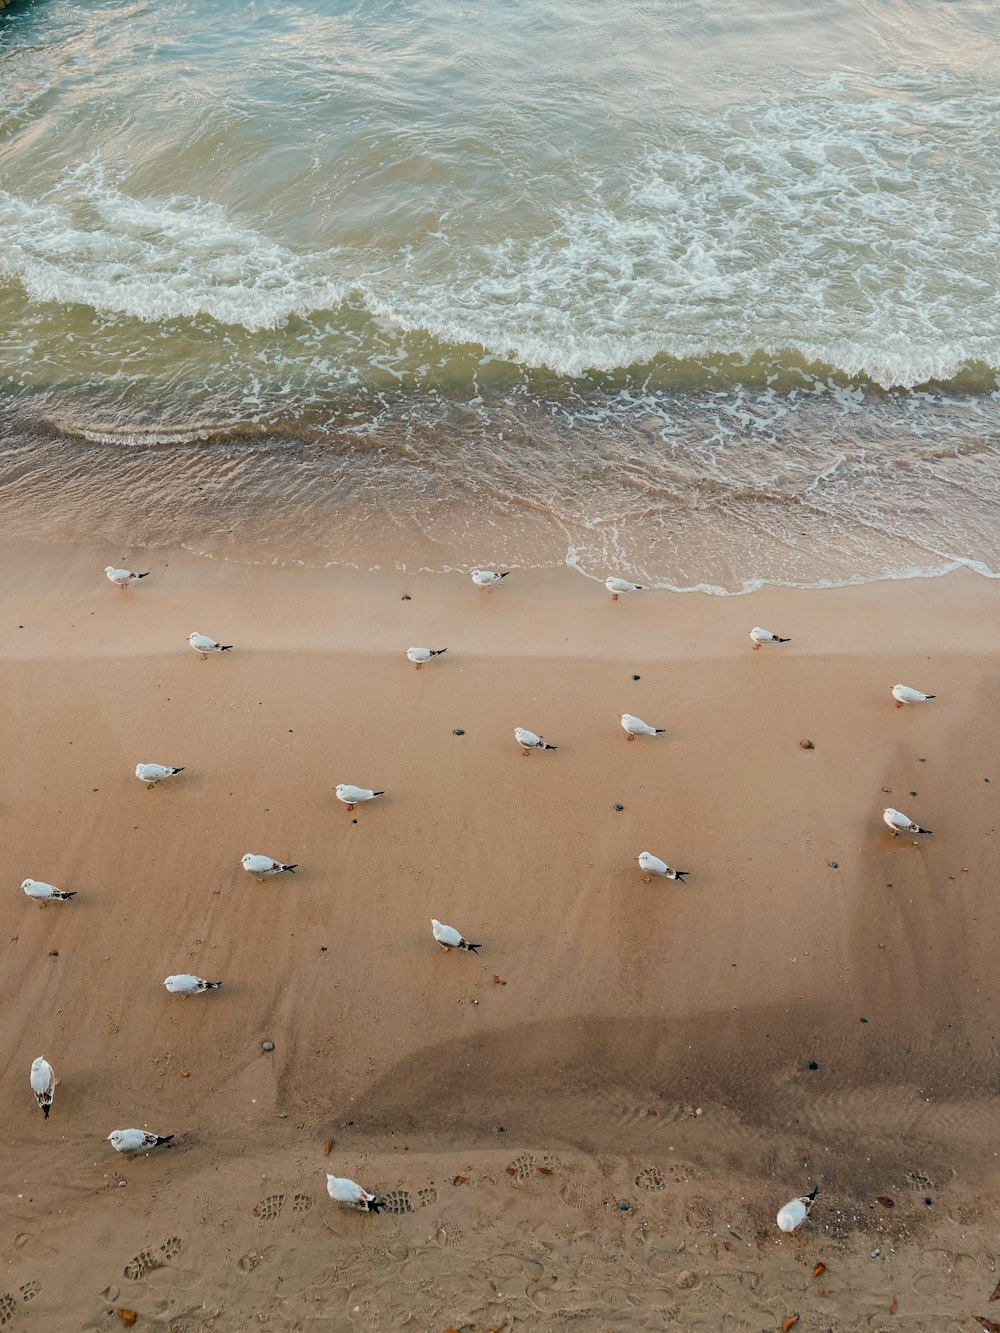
[22,564,941,1227]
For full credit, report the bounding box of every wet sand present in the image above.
[2,541,999,1330]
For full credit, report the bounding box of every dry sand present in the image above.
[2,540,1000,1331]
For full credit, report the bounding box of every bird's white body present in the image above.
[326,1173,379,1210]
[605,576,643,598]
[431,918,481,952]
[776,1194,815,1233]
[637,851,688,882]
[883,807,932,836]
[514,726,555,752]
[188,632,231,656]
[30,1056,56,1117]
[892,684,935,706]
[107,1128,174,1154]
[163,974,221,995]
[336,784,383,807]
[241,853,296,878]
[406,646,446,666]
[104,566,148,588]
[471,568,508,588]
[21,878,74,903]
[135,762,184,786]
[749,626,789,647]
[620,713,664,739]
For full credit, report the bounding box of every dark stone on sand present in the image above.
[829,860,838,869]
[614,804,624,812]
[924,1196,932,1205]
[618,1200,630,1211]
[261,1041,275,1052]
[799,739,814,749]
[453,728,465,735]
[859,1017,868,1023]
[401,594,411,600]
[632,674,640,680]
[808,1060,819,1070]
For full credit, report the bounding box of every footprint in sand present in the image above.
[252,1194,286,1220]
[160,1237,183,1261]
[381,1189,413,1216]
[506,1153,535,1183]
[18,1282,40,1303]
[99,1287,120,1302]
[0,1295,15,1327]
[906,1169,938,1191]
[292,1193,314,1214]
[123,1249,159,1282]
[559,1181,588,1210]
[435,1220,462,1248]
[417,1186,437,1207]
[685,1197,714,1228]
[237,1250,268,1273]
[635,1166,666,1192]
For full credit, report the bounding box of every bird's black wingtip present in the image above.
[374,790,386,796]
[655,728,666,734]
[675,872,689,882]
[466,943,482,953]
[806,1185,819,1201]
[285,864,298,872]
[137,572,150,578]
[159,1134,175,1145]
[173,767,186,773]
[499,571,509,578]
[368,1198,384,1214]
[221,644,234,651]
[42,1104,50,1119]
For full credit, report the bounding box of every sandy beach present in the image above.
[2,541,1000,1330]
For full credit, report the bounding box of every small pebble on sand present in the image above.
[800,739,814,749]
[262,1041,275,1052]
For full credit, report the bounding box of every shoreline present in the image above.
[2,541,999,1327]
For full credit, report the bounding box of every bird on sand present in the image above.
[749,626,790,649]
[163,974,222,996]
[514,726,557,755]
[471,568,508,589]
[637,852,689,883]
[188,632,233,658]
[605,576,643,600]
[883,807,933,836]
[620,713,665,740]
[776,1187,818,1232]
[892,684,935,708]
[30,1056,56,1119]
[107,1129,174,1154]
[432,919,481,953]
[135,763,185,787]
[335,784,384,810]
[241,853,297,880]
[326,1173,383,1212]
[104,565,149,589]
[21,878,76,906]
[406,646,447,669]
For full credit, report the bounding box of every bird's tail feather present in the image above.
[498,571,509,579]
[777,636,791,642]
[42,1103,50,1118]
[137,572,150,579]
[156,1134,175,1146]
[171,767,185,774]
[283,864,298,873]
[674,871,689,882]
[465,942,482,953]
[655,728,666,734]
[543,743,557,750]
[373,790,386,796]
[220,645,233,651]
[806,1186,819,1201]
[432,648,447,656]
[56,891,77,899]
[917,826,933,835]
[368,1198,384,1213]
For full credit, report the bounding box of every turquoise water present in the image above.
[1,0,998,588]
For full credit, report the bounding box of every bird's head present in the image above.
[104,566,114,574]
[20,879,30,890]
[335,785,346,796]
[241,854,253,867]
[107,1131,121,1145]
[187,632,199,642]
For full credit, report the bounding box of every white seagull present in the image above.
[637,852,689,883]
[749,626,791,650]
[514,726,557,755]
[336,784,385,811]
[104,565,149,590]
[188,632,233,659]
[326,1173,383,1212]
[30,1056,57,1119]
[163,974,222,996]
[883,807,933,837]
[892,683,936,708]
[241,853,298,881]
[605,576,643,600]
[406,646,447,669]
[135,762,185,788]
[620,713,665,740]
[776,1186,818,1233]
[431,918,481,953]
[107,1128,175,1154]
[471,568,509,589]
[21,878,76,906]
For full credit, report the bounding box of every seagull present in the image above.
[514,726,557,755]
[30,1056,56,1119]
[104,565,149,590]
[241,853,297,881]
[776,1187,818,1233]
[107,1129,175,1154]
[21,878,76,906]
[163,974,222,995]
[326,1173,383,1212]
[605,576,643,600]
[471,569,509,589]
[883,807,933,836]
[892,684,935,708]
[637,852,689,883]
[335,784,384,811]
[406,646,447,669]
[620,713,665,740]
[431,918,481,953]
[188,632,233,659]
[135,763,185,788]
[749,626,790,650]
